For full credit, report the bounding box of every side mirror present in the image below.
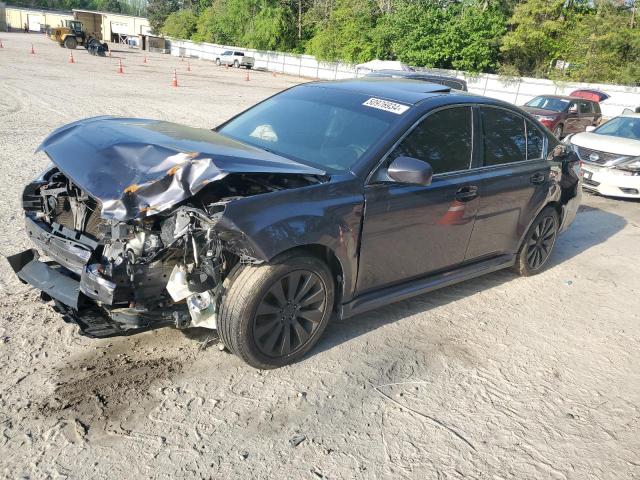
[585,125,596,132]
[387,156,433,186]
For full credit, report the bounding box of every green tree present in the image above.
[500,0,574,77]
[305,0,380,63]
[162,9,198,38]
[147,0,180,34]
[559,1,640,84]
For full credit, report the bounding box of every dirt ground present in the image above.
[1,32,640,479]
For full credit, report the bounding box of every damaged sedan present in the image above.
[8,79,581,368]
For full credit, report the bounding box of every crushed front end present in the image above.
[7,167,287,338]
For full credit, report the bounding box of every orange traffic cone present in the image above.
[245,72,250,82]
[272,71,277,77]
[117,58,124,74]
[68,51,75,64]
[30,43,35,54]
[108,49,112,57]
[187,60,191,72]
[143,55,147,64]
[225,63,228,70]
[0,40,4,48]
[171,69,178,87]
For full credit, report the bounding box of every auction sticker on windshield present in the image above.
[363,98,410,115]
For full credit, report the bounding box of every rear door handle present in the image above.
[530,173,546,185]
[455,185,478,202]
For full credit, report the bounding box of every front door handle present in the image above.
[455,185,478,202]
[530,172,546,185]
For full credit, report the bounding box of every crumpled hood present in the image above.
[37,116,325,221]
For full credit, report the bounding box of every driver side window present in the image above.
[387,106,473,175]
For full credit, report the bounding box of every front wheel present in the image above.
[233,59,239,68]
[218,254,335,369]
[215,58,221,66]
[513,206,559,276]
[63,36,77,49]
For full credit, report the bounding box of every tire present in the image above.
[215,58,221,66]
[246,65,252,70]
[63,36,77,49]
[513,206,560,276]
[233,60,239,68]
[218,253,335,369]
[553,124,563,139]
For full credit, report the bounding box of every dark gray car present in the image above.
[8,78,581,368]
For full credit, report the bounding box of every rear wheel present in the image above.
[218,253,334,369]
[513,206,559,276]
[63,36,77,49]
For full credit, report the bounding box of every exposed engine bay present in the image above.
[10,166,321,337]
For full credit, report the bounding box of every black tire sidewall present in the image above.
[220,254,334,369]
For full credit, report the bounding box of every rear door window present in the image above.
[481,108,527,166]
[388,106,473,175]
[526,121,545,160]
[578,101,592,114]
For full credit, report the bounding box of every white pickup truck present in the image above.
[215,50,255,69]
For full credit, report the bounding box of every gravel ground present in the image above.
[1,32,640,480]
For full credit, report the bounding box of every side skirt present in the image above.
[338,254,515,319]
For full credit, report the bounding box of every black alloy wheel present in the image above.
[525,215,557,270]
[513,206,559,276]
[253,270,326,358]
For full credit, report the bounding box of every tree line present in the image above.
[156,0,639,85]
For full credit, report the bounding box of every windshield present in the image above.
[218,87,403,172]
[526,96,570,112]
[594,116,640,140]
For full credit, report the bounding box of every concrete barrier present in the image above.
[167,38,640,117]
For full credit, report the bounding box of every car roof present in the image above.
[303,78,459,105]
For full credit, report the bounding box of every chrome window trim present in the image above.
[367,103,549,185]
[366,104,475,185]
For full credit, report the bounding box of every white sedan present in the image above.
[568,111,640,199]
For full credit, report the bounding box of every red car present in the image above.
[522,95,602,139]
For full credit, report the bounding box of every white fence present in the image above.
[168,38,640,118]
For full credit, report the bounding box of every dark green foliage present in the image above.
[12,0,639,84]
[162,9,197,38]
[147,0,180,34]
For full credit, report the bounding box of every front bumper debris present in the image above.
[6,246,180,338]
[7,249,80,308]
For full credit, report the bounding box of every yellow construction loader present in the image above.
[49,20,91,49]
[48,20,109,55]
